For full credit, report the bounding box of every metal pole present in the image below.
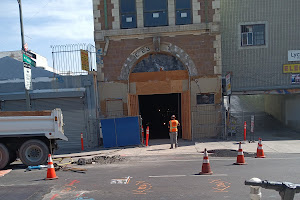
[17,0,31,110]
[17,0,25,50]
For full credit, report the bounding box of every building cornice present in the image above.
[94,23,220,41]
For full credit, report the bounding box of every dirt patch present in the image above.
[76,155,126,165]
[93,155,126,164]
[206,149,256,157]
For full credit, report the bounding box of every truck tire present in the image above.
[0,143,10,170]
[19,140,49,166]
[9,150,17,164]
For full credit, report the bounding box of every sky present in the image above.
[0,0,94,67]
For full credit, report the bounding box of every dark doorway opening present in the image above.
[139,93,181,139]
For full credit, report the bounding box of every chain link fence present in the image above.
[192,105,225,140]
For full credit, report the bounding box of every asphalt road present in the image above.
[1,153,300,200]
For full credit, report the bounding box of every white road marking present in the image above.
[149,174,228,178]
[149,175,187,178]
[190,174,228,177]
[138,157,300,163]
[140,158,236,163]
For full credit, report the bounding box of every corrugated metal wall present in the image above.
[33,98,86,153]
[221,0,300,91]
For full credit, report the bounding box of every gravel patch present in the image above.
[206,149,256,157]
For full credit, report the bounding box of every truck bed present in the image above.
[0,110,52,116]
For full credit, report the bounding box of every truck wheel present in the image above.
[0,143,10,170]
[19,140,49,166]
[9,150,17,164]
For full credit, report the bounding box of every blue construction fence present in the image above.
[100,116,142,148]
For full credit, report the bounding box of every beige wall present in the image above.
[265,94,300,131]
[265,95,285,123]
[190,76,222,138]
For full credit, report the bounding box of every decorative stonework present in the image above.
[136,0,144,28]
[213,34,222,74]
[111,0,120,29]
[192,0,201,24]
[119,42,198,80]
[168,0,175,25]
[212,0,221,22]
[93,0,101,31]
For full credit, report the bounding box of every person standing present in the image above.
[168,115,180,149]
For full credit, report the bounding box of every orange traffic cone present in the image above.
[234,142,247,165]
[46,154,58,180]
[256,138,266,158]
[199,148,213,175]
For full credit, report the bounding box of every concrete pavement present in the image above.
[54,138,300,159]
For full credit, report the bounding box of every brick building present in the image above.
[93,0,222,140]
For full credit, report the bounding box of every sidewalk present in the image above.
[54,138,300,159]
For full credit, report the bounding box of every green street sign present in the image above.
[23,53,36,67]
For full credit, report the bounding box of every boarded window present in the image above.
[197,94,215,105]
[144,0,168,27]
[176,0,192,25]
[120,0,137,29]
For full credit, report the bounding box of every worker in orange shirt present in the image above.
[168,115,180,149]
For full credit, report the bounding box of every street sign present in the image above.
[251,115,254,133]
[226,72,232,95]
[24,51,36,59]
[23,53,36,67]
[23,67,32,90]
[24,43,28,51]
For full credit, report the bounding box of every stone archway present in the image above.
[125,42,193,140]
[119,42,198,81]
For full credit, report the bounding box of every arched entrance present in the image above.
[125,43,194,140]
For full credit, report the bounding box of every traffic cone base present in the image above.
[256,138,266,158]
[46,176,58,180]
[199,170,213,175]
[234,142,247,165]
[199,149,213,175]
[234,162,247,165]
[45,154,58,180]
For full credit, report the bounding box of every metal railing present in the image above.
[245,178,300,200]
[51,43,97,76]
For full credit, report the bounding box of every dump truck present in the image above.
[0,108,68,169]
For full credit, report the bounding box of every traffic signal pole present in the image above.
[17,0,31,110]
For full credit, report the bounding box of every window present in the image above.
[144,0,168,27]
[175,0,192,25]
[197,94,215,105]
[120,0,137,29]
[241,24,265,46]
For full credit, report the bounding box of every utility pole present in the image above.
[17,0,31,110]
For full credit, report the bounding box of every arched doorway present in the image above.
[128,53,191,140]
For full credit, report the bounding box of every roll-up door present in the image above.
[33,97,86,153]
[2,100,27,111]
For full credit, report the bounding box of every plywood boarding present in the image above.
[129,70,188,82]
[136,81,171,95]
[106,99,123,118]
[128,94,139,116]
[136,80,184,95]
[181,91,191,140]
[0,110,52,116]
